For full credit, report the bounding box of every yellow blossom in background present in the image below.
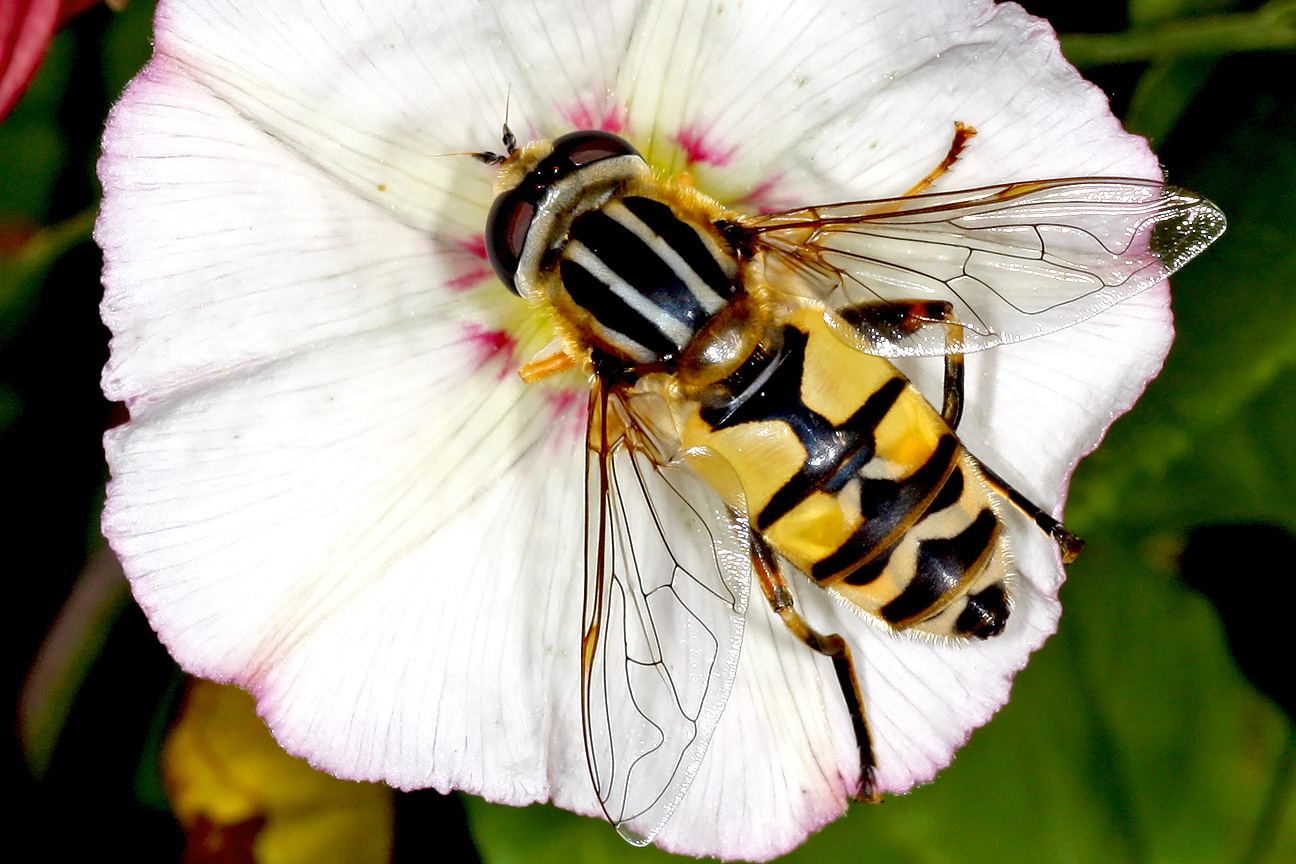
[163,680,394,864]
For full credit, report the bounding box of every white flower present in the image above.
[96,0,1175,859]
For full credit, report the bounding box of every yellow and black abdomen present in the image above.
[680,307,1011,639]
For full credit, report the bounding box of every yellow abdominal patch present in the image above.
[764,490,862,570]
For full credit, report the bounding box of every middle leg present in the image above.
[838,298,965,429]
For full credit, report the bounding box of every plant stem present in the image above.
[1061,1,1296,68]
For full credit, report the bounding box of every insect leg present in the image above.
[750,530,881,802]
[858,124,978,215]
[518,348,578,383]
[973,458,1085,563]
[835,299,1081,562]
[900,122,977,198]
[838,299,965,429]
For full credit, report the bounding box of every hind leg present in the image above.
[749,532,881,802]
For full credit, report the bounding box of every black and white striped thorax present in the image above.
[486,131,739,366]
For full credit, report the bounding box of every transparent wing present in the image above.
[582,383,751,846]
[744,178,1226,356]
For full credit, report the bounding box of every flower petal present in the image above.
[653,601,858,860]
[99,65,504,405]
[141,0,658,235]
[100,0,1178,860]
[605,0,1156,205]
[99,62,592,801]
[959,287,1175,509]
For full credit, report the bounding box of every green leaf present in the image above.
[1125,57,1218,148]
[101,0,158,100]
[1060,2,1296,68]
[466,799,686,864]
[0,207,96,345]
[0,31,71,223]
[1061,50,1296,864]
[1071,74,1296,531]
[1129,0,1242,28]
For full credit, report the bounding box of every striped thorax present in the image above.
[487,131,739,366]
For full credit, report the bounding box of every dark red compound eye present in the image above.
[485,130,641,294]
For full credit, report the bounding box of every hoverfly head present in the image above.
[485,130,642,296]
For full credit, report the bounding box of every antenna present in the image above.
[501,87,516,155]
[470,89,517,165]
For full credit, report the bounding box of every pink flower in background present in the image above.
[1,0,108,121]
[96,0,1184,858]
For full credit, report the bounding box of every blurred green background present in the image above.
[5,1,1294,861]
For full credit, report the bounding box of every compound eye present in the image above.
[548,129,640,166]
[484,130,641,295]
[485,189,535,295]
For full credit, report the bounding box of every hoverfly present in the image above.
[476,124,1224,844]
